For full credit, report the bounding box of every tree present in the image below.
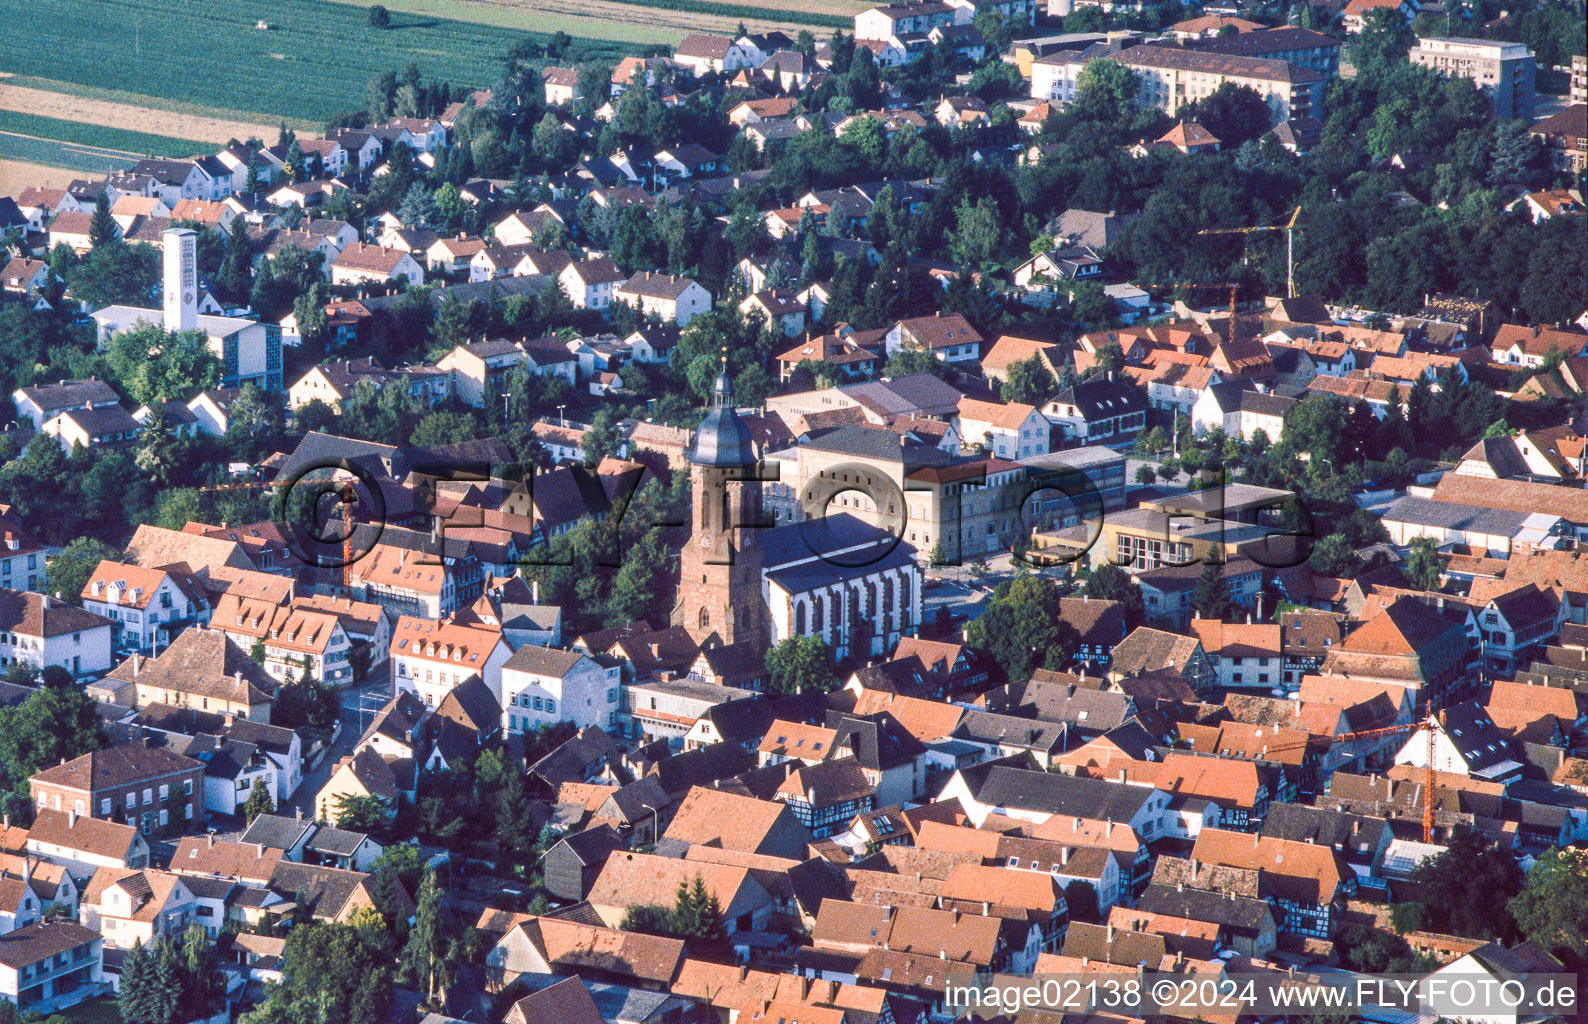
[409,411,479,447]
[765,635,841,694]
[1084,565,1145,629]
[1064,880,1100,924]
[333,794,391,831]
[241,922,394,1024]
[965,576,1082,681]
[1072,59,1139,123]
[620,904,674,936]
[368,4,391,28]
[948,195,1003,266]
[397,183,439,230]
[118,942,153,1024]
[884,347,946,380]
[1307,533,1362,577]
[1403,537,1441,591]
[106,323,222,406]
[274,675,339,739]
[66,240,159,309]
[1185,83,1273,148]
[216,216,254,299]
[179,925,225,1021]
[89,191,119,248]
[1349,8,1413,78]
[1003,355,1056,406]
[1189,560,1234,620]
[0,684,106,816]
[145,940,183,1024]
[44,536,118,604]
[496,766,533,875]
[1410,830,1522,940]
[399,867,446,1000]
[1507,847,1588,958]
[244,778,275,822]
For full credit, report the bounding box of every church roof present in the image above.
[688,368,756,468]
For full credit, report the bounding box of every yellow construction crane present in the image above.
[1198,205,1303,300]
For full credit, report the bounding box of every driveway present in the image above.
[278,675,390,819]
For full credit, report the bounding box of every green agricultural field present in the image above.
[0,110,211,159]
[2,0,645,124]
[0,130,146,175]
[327,0,852,32]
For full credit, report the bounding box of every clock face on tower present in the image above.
[182,291,194,304]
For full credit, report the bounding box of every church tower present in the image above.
[674,366,768,653]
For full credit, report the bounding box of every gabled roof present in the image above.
[33,745,202,792]
[106,627,275,705]
[26,809,140,860]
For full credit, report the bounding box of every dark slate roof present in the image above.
[957,763,1155,820]
[275,432,398,483]
[1052,377,1147,420]
[1134,882,1273,938]
[824,714,928,771]
[1439,701,1519,777]
[647,742,757,798]
[554,823,624,866]
[304,825,372,858]
[1259,803,1385,859]
[803,425,955,466]
[240,813,315,852]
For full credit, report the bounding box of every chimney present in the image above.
[1107,922,1115,943]
[295,805,303,821]
[207,832,214,848]
[67,809,77,827]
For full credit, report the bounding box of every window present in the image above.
[143,788,153,806]
[101,798,111,815]
[159,784,169,800]
[183,780,193,796]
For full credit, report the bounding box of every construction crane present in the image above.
[195,477,360,591]
[1270,709,1445,843]
[1197,205,1303,300]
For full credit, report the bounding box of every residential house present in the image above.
[108,627,276,722]
[956,398,1050,459]
[587,852,773,934]
[740,290,808,338]
[389,615,511,709]
[30,746,205,838]
[1043,377,1148,447]
[1109,627,1217,694]
[1190,828,1349,937]
[329,243,424,288]
[26,811,149,878]
[0,591,114,680]
[560,258,625,310]
[314,747,413,824]
[885,312,985,365]
[211,595,354,686]
[79,560,209,654]
[0,921,103,1011]
[500,645,622,735]
[612,273,712,326]
[11,378,122,432]
[40,405,143,454]
[663,787,813,859]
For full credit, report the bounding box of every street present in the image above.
[277,674,391,819]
